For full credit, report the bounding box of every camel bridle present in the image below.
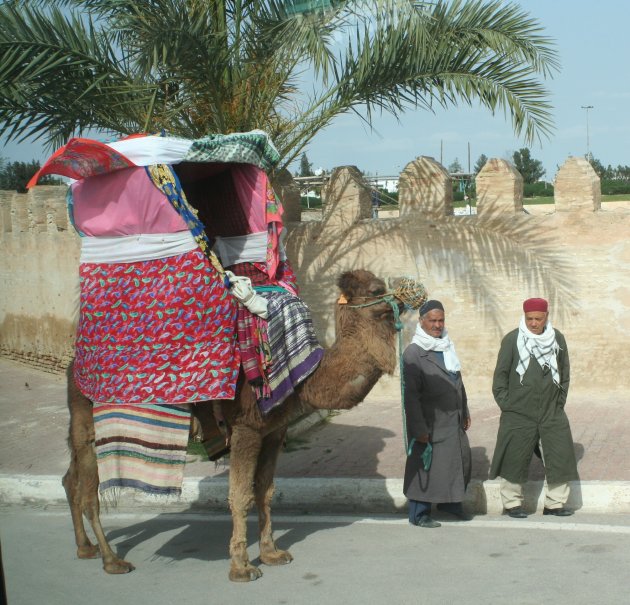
[339,292,412,453]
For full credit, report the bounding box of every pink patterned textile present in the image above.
[74,249,240,404]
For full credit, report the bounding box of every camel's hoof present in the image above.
[77,544,101,559]
[229,564,263,582]
[260,549,293,566]
[103,559,136,574]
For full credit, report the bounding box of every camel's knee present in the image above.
[255,481,275,507]
[63,469,78,504]
[229,492,255,514]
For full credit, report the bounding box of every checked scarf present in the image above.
[516,316,560,386]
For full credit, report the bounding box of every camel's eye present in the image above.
[370,286,386,297]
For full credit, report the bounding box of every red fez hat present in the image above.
[523,298,548,313]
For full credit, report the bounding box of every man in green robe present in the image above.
[489,298,578,518]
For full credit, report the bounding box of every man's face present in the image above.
[524,311,548,335]
[420,309,445,337]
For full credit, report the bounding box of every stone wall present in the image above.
[554,156,601,212]
[2,157,630,397]
[288,166,630,396]
[476,158,523,217]
[0,187,79,372]
[398,156,453,216]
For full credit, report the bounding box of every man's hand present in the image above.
[464,416,471,431]
[418,433,431,443]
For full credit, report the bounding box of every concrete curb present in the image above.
[1,474,629,515]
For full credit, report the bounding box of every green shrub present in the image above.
[523,181,553,198]
[600,179,630,195]
[453,191,465,202]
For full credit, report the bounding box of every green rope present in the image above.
[345,294,408,453]
[253,285,286,292]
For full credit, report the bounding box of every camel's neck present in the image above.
[297,334,395,410]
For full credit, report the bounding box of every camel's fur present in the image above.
[62,269,403,581]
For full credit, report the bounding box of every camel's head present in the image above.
[335,270,405,375]
[337,269,405,324]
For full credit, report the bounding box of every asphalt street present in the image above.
[2,507,630,605]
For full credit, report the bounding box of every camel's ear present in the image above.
[337,270,362,297]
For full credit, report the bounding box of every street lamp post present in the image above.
[581,105,594,161]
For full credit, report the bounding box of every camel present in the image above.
[62,269,405,582]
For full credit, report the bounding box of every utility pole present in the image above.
[581,105,594,161]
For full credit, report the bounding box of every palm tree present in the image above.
[0,0,558,171]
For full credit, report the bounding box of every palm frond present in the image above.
[0,0,559,165]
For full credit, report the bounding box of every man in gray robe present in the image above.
[403,300,472,528]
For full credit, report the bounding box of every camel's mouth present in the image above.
[374,297,406,321]
[363,276,407,321]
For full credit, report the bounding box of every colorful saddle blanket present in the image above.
[74,249,240,404]
[94,403,191,495]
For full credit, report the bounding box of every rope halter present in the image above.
[336,276,428,455]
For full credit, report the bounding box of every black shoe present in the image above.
[505,506,528,518]
[437,503,473,521]
[416,515,441,528]
[543,507,574,517]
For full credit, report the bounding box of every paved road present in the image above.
[2,507,630,605]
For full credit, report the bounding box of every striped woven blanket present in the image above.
[257,290,324,415]
[94,403,191,496]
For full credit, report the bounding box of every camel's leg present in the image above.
[255,427,293,566]
[228,423,263,582]
[63,366,135,573]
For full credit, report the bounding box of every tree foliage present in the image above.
[299,152,314,177]
[0,157,59,192]
[448,158,463,173]
[0,0,559,170]
[474,153,488,173]
[588,156,607,178]
[588,156,630,195]
[588,156,630,181]
[523,180,552,198]
[512,147,545,183]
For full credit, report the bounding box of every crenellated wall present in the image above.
[287,162,630,396]
[476,158,523,217]
[398,156,453,216]
[0,186,80,372]
[2,157,629,398]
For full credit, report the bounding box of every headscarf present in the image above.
[516,315,560,386]
[411,324,461,373]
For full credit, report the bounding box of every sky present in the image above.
[2,0,629,182]
[304,0,630,179]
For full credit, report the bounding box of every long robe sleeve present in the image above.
[403,351,429,441]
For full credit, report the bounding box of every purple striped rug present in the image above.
[257,291,324,415]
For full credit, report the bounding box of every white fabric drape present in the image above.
[411,324,462,373]
[213,231,287,267]
[80,231,198,263]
